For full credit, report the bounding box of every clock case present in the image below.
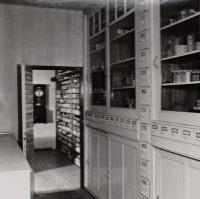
[33,84,47,124]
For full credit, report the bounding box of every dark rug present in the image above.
[34,189,95,199]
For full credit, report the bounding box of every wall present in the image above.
[0,4,83,139]
[33,70,56,149]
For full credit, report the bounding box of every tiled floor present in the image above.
[34,149,80,194]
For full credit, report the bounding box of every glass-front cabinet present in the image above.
[156,0,200,125]
[87,0,136,117]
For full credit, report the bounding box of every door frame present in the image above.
[18,65,85,189]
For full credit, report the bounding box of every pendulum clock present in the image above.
[33,85,47,123]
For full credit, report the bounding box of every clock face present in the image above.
[35,89,44,97]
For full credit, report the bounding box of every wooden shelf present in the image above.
[91,91,106,94]
[162,81,200,87]
[111,28,135,42]
[90,69,105,74]
[111,57,135,66]
[89,28,106,40]
[162,50,200,62]
[161,12,200,31]
[112,86,135,90]
[90,46,105,55]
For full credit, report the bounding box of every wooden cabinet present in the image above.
[88,128,139,199]
[153,0,200,125]
[88,128,108,199]
[87,0,137,118]
[108,133,139,199]
[155,148,200,199]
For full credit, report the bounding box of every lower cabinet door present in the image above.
[108,134,139,199]
[155,149,200,199]
[88,128,108,199]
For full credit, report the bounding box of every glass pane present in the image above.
[89,16,94,37]
[109,0,115,23]
[89,32,106,106]
[160,0,200,112]
[101,7,106,30]
[117,0,124,18]
[126,0,135,12]
[109,13,135,109]
[95,12,99,34]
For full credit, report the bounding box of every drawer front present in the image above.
[139,12,148,32]
[109,116,115,125]
[132,120,138,131]
[140,159,150,179]
[140,68,150,87]
[181,127,193,144]
[139,50,149,69]
[151,123,160,136]
[120,118,125,128]
[114,117,120,127]
[139,30,149,50]
[140,124,150,142]
[97,114,101,123]
[140,177,150,198]
[140,106,149,123]
[93,114,98,122]
[101,115,105,123]
[138,0,148,14]
[105,115,110,124]
[170,126,181,141]
[125,119,132,130]
[193,130,200,146]
[140,142,150,161]
[160,125,170,139]
[140,87,150,105]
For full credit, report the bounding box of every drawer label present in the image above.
[141,89,147,94]
[140,51,146,59]
[141,108,146,112]
[115,118,119,122]
[140,32,146,38]
[152,125,158,130]
[102,115,105,120]
[132,121,136,126]
[110,117,113,121]
[105,116,109,121]
[98,115,101,119]
[126,120,131,125]
[142,144,147,148]
[140,14,145,20]
[171,128,178,133]
[94,114,97,118]
[183,130,190,136]
[120,119,124,123]
[142,179,147,185]
[161,126,167,131]
[141,126,147,130]
[141,70,146,75]
[196,132,200,138]
[142,161,147,166]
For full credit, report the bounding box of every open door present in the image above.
[18,61,34,198]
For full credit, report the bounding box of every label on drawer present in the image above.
[139,12,148,32]
[171,128,178,133]
[139,50,149,69]
[140,88,150,105]
[139,30,149,50]
[140,68,150,86]
[183,130,190,136]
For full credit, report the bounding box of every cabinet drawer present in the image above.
[114,117,120,127]
[140,159,150,179]
[105,115,110,124]
[140,177,150,198]
[193,130,200,146]
[151,123,160,136]
[160,124,170,139]
[101,115,105,123]
[181,127,193,144]
[140,106,149,123]
[120,118,125,128]
[140,87,150,105]
[139,50,149,69]
[93,114,98,122]
[139,12,148,32]
[125,119,132,130]
[140,124,150,142]
[138,0,148,14]
[140,142,150,161]
[97,114,101,123]
[139,30,149,50]
[109,116,115,125]
[170,126,181,141]
[140,68,150,87]
[132,120,138,131]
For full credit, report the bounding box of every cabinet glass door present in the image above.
[160,0,200,113]
[109,12,135,109]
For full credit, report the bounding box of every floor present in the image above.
[34,189,95,199]
[34,149,80,194]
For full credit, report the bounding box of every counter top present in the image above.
[0,133,32,174]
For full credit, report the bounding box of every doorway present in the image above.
[18,64,84,196]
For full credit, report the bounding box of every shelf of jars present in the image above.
[160,0,200,113]
[109,9,135,109]
[54,71,81,166]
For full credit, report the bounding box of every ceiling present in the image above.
[0,0,105,12]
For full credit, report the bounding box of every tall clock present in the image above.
[33,85,47,123]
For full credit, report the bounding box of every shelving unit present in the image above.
[54,70,82,167]
[160,0,200,114]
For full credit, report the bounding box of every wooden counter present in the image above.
[0,133,32,199]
